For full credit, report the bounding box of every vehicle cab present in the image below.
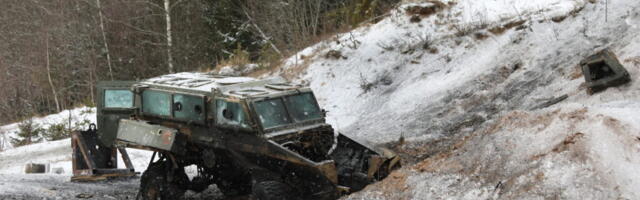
[97,72,332,152]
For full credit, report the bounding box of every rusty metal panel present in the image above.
[116,119,177,151]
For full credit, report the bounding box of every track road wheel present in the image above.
[138,162,187,200]
[252,181,297,200]
[216,178,252,197]
[189,175,212,192]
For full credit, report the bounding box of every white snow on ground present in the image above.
[275,0,640,199]
[2,0,640,199]
[0,107,154,175]
[0,108,156,199]
[281,0,605,143]
[0,107,96,150]
[0,139,150,174]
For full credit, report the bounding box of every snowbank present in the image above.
[0,107,97,150]
[0,107,154,176]
[1,0,640,199]
[272,0,640,199]
[280,0,614,144]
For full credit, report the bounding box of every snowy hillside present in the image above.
[0,108,157,199]
[1,0,639,199]
[0,107,156,173]
[0,107,96,150]
[274,0,640,199]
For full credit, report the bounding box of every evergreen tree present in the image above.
[42,123,69,141]
[10,119,44,147]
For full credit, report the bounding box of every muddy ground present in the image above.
[0,174,226,200]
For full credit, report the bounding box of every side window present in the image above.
[104,89,134,108]
[142,90,171,116]
[173,94,204,122]
[216,100,249,129]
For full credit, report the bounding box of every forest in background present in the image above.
[0,0,398,124]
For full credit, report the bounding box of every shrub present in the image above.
[359,71,393,93]
[43,118,92,141]
[10,119,44,147]
[43,123,69,141]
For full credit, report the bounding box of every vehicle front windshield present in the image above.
[254,99,291,129]
[285,93,322,122]
[254,92,322,129]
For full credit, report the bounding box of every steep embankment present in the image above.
[275,0,640,199]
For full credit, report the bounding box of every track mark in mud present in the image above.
[601,116,626,135]
[497,109,560,132]
[552,132,585,153]
[623,56,640,67]
[351,170,411,199]
[567,64,584,80]
[559,108,588,121]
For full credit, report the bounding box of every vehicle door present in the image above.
[96,81,136,147]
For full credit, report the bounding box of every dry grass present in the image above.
[280,50,322,80]
[452,23,476,37]
[488,26,508,35]
[246,61,283,78]
[551,132,585,153]
[567,64,584,80]
[352,170,412,200]
[216,50,251,70]
[473,32,489,40]
[487,19,527,36]
[405,0,447,17]
[624,56,640,67]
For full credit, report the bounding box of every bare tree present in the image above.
[96,0,114,80]
[164,0,174,73]
[241,7,282,57]
[45,36,61,113]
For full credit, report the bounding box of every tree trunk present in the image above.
[164,0,175,73]
[89,66,95,105]
[241,7,282,57]
[45,37,61,113]
[96,0,114,80]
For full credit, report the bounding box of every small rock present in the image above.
[409,15,422,23]
[52,167,65,174]
[76,193,93,199]
[24,163,46,174]
[325,50,344,59]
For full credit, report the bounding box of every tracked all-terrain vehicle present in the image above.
[70,72,400,199]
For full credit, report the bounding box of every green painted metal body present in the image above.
[116,119,178,151]
[95,72,400,199]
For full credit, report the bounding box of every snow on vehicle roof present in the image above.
[140,72,303,98]
[141,72,255,92]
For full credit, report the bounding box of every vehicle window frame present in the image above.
[139,89,209,125]
[214,98,253,131]
[141,89,173,118]
[102,89,135,110]
[172,93,206,124]
[283,92,322,123]
[253,97,293,130]
[251,92,323,131]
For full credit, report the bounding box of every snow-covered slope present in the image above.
[1,0,639,199]
[0,108,156,199]
[0,107,155,174]
[284,0,637,144]
[0,107,96,150]
[275,0,640,199]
